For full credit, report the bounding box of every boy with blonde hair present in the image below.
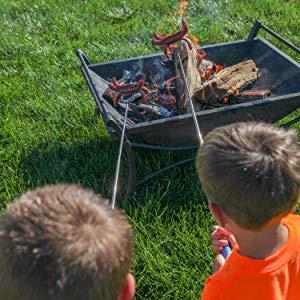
[0,184,135,300]
[197,122,300,300]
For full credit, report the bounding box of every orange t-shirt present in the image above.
[201,214,300,300]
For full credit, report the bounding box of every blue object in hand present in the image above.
[221,245,232,259]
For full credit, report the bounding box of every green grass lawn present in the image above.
[1,0,299,298]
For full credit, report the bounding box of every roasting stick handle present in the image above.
[221,245,232,259]
[177,53,204,146]
[177,53,232,259]
[111,102,129,209]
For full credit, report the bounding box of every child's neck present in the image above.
[233,222,289,259]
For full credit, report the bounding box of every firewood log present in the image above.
[195,60,259,102]
[174,42,202,114]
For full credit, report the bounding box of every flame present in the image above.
[224,97,229,103]
[214,63,223,73]
[170,11,179,28]
[179,1,189,20]
[201,63,224,81]
[166,11,177,32]
[170,1,187,31]
[188,33,199,49]
[203,69,213,80]
[157,1,189,35]
[157,22,164,35]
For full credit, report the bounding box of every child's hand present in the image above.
[211,227,237,273]
[213,254,226,273]
[211,226,237,254]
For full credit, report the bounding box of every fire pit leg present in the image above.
[122,142,200,199]
[125,142,137,198]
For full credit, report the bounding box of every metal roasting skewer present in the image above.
[177,52,231,258]
[177,53,204,146]
[111,94,143,209]
[111,102,129,209]
[110,58,145,209]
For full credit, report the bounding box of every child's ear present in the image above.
[209,203,226,227]
[119,273,135,300]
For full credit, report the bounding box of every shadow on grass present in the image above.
[20,136,208,211]
[21,136,117,196]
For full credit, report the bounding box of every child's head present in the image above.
[197,122,300,230]
[0,184,134,300]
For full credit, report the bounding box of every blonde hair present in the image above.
[197,122,300,230]
[0,184,132,300]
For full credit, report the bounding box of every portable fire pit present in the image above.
[77,21,300,196]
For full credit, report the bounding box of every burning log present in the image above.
[196,60,260,102]
[174,42,202,114]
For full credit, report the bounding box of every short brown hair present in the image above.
[197,122,300,230]
[0,184,132,300]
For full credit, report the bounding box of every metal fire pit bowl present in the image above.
[77,21,300,196]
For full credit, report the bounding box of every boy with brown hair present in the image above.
[196,122,300,300]
[0,184,135,300]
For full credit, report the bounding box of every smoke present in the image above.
[149,59,171,84]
